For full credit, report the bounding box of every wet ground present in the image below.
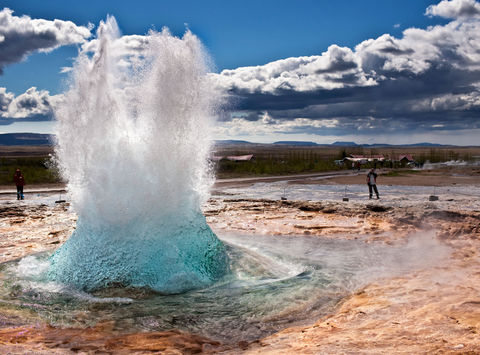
[0,169,479,353]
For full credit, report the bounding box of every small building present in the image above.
[388,154,416,167]
[210,154,255,162]
[398,154,415,164]
[210,155,224,162]
[344,154,385,163]
[343,155,367,164]
[226,154,254,162]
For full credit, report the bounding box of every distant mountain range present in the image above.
[0,134,468,147]
[216,140,456,147]
[216,140,457,147]
[214,139,252,145]
[0,133,54,146]
[273,141,320,146]
[330,141,451,147]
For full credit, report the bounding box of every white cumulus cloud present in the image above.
[214,44,376,94]
[426,0,480,19]
[0,86,62,120]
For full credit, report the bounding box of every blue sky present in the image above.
[1,0,479,144]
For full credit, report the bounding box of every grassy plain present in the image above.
[0,146,59,185]
[0,143,479,184]
[213,144,480,178]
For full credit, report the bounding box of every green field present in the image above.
[0,157,61,185]
[0,144,478,184]
[213,145,479,178]
[214,152,341,177]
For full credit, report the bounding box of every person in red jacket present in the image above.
[13,169,25,200]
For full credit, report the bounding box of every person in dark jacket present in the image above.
[13,169,25,200]
[366,168,379,199]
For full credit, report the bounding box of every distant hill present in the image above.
[214,139,252,145]
[0,134,466,148]
[273,141,319,146]
[331,141,358,146]
[361,142,451,147]
[398,142,450,147]
[332,141,451,148]
[363,143,393,147]
[0,133,54,146]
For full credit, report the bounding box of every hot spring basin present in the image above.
[0,233,448,343]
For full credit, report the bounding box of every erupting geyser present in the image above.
[48,17,229,293]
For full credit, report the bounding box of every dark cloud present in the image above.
[0,86,58,120]
[0,87,13,111]
[0,8,91,73]
[214,1,480,138]
[315,57,357,74]
[16,95,38,109]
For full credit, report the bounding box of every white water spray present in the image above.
[48,17,228,293]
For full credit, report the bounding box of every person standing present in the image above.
[13,168,25,200]
[366,168,379,199]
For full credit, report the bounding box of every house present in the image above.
[226,154,254,161]
[390,154,414,162]
[210,155,224,162]
[210,154,255,162]
[398,154,415,164]
[387,154,416,167]
[343,155,366,164]
[343,154,385,163]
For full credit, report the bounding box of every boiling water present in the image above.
[0,232,449,342]
[49,17,228,293]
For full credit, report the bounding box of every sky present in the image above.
[0,0,479,145]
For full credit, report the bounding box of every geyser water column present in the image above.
[48,17,229,293]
